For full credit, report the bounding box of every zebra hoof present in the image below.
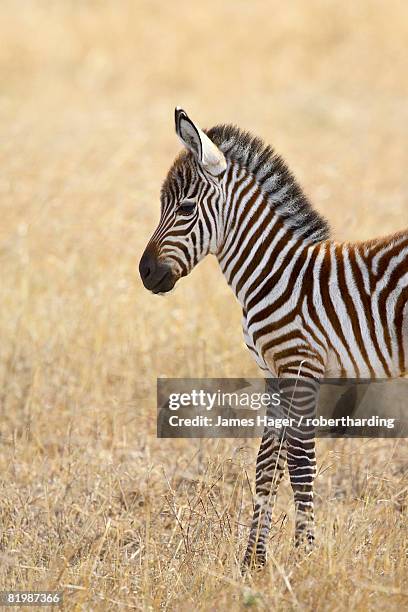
[294,533,315,554]
[241,549,267,573]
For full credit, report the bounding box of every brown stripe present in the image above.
[375,238,408,279]
[249,242,309,329]
[273,347,325,366]
[349,247,391,376]
[377,258,408,357]
[300,246,346,376]
[394,288,408,375]
[233,206,281,294]
[337,245,375,377]
[246,232,296,308]
[262,329,306,355]
[219,175,254,261]
[224,192,267,275]
[319,244,359,375]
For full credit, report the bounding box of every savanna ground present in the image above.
[0,1,407,610]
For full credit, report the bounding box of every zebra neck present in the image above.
[216,175,318,309]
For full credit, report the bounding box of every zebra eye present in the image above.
[178,199,196,216]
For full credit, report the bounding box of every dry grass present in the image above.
[0,1,407,609]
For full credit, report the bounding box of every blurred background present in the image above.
[0,1,407,608]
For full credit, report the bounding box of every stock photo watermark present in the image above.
[157,378,408,438]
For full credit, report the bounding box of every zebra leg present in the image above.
[242,427,287,569]
[280,373,320,549]
[286,429,316,549]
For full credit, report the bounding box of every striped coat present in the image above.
[140,108,408,568]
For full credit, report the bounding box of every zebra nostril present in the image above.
[140,262,151,281]
[139,250,157,284]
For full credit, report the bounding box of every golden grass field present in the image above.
[0,1,408,609]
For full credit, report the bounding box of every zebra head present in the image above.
[139,108,227,294]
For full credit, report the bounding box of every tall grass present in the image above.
[0,1,407,609]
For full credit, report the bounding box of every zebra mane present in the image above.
[206,124,331,243]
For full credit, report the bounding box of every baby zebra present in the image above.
[139,108,408,568]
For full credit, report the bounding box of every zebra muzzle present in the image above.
[139,250,176,294]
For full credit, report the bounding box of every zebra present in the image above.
[139,108,408,568]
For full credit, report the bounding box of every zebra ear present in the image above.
[174,107,226,176]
